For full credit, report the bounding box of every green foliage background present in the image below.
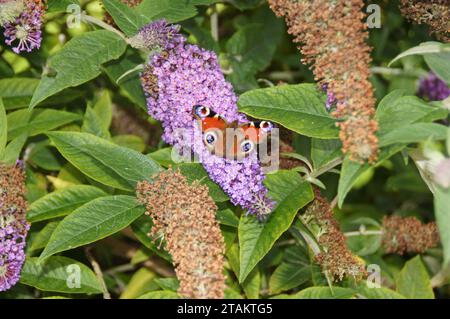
[0,0,449,299]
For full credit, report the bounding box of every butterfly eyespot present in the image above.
[241,140,254,154]
[204,131,218,145]
[194,105,210,118]
[259,121,273,133]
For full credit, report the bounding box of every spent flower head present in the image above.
[136,168,226,299]
[399,0,450,42]
[382,215,440,255]
[302,189,366,282]
[269,0,379,163]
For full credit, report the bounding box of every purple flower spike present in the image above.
[322,84,337,110]
[418,72,450,102]
[140,20,275,218]
[0,161,29,292]
[3,0,45,54]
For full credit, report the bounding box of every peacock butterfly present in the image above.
[193,105,273,160]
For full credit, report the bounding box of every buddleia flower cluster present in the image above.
[382,216,440,255]
[139,19,275,219]
[136,168,226,299]
[0,0,46,53]
[269,0,379,163]
[0,161,29,292]
[302,189,366,282]
[418,72,450,102]
[399,0,450,42]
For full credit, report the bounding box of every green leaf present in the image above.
[226,9,283,91]
[216,209,239,228]
[92,91,113,130]
[120,268,157,299]
[103,0,144,36]
[291,287,356,299]
[242,268,260,299]
[27,185,107,223]
[338,144,405,207]
[30,30,127,109]
[82,106,110,139]
[425,51,450,84]
[29,221,60,253]
[0,98,6,158]
[238,84,338,139]
[138,291,180,299]
[47,0,80,13]
[7,109,81,140]
[396,256,434,299]
[2,133,27,165]
[269,262,311,295]
[136,0,198,24]
[174,163,229,202]
[434,187,450,267]
[112,135,146,152]
[40,195,145,260]
[47,131,161,191]
[388,41,450,67]
[147,147,176,167]
[379,123,448,147]
[376,92,448,136]
[357,286,406,299]
[153,277,179,292]
[0,78,38,109]
[311,138,342,169]
[238,171,314,282]
[28,141,62,171]
[103,48,147,110]
[20,256,102,294]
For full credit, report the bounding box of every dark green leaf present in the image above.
[47,131,161,191]
[103,0,144,36]
[269,262,311,294]
[27,185,107,222]
[20,256,102,294]
[40,195,145,260]
[8,109,81,140]
[238,171,314,282]
[396,256,434,299]
[30,30,127,109]
[238,84,338,138]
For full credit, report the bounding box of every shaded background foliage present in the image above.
[0,0,449,299]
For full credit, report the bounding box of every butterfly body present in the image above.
[193,105,273,160]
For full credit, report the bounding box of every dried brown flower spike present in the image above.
[303,189,366,281]
[269,0,379,163]
[382,215,440,255]
[136,168,226,299]
[399,0,450,42]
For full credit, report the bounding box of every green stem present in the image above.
[210,4,219,42]
[310,157,343,179]
[344,230,383,237]
[371,66,426,78]
[81,14,127,41]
